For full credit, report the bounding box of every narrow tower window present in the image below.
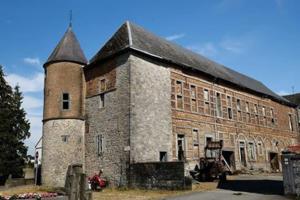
[62,93,70,110]
[99,94,105,108]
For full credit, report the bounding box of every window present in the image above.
[270,108,274,118]
[62,93,70,110]
[61,135,69,143]
[237,99,241,110]
[100,79,106,91]
[248,142,256,160]
[193,129,199,146]
[160,152,167,162]
[255,115,259,124]
[176,81,183,95]
[191,85,197,112]
[193,129,199,159]
[191,99,197,112]
[289,114,294,131]
[257,142,263,155]
[190,85,196,99]
[228,108,233,119]
[96,135,104,155]
[99,94,105,108]
[254,104,258,113]
[246,113,251,123]
[204,89,209,101]
[262,106,266,116]
[216,93,222,117]
[227,96,233,120]
[263,117,267,126]
[176,95,183,109]
[238,111,242,121]
[246,102,249,113]
[204,102,210,115]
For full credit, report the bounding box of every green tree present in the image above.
[0,66,30,184]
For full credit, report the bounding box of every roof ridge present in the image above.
[126,21,133,46]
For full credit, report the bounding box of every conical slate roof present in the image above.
[90,21,295,107]
[45,27,87,66]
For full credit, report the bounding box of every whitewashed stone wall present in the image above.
[42,119,85,187]
[129,55,173,162]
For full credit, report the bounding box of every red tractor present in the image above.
[88,170,107,191]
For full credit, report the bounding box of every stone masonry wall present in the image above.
[42,119,85,187]
[129,54,173,162]
[84,53,130,187]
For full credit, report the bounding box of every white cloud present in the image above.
[6,72,44,92]
[25,115,43,155]
[220,39,243,54]
[277,90,290,96]
[22,95,43,110]
[187,42,218,57]
[166,33,185,41]
[24,57,41,66]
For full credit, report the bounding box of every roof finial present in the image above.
[69,10,73,28]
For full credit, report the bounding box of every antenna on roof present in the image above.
[292,86,295,94]
[69,10,73,28]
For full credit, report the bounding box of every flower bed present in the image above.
[0,192,59,200]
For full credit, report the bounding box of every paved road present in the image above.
[167,174,291,200]
[166,189,291,200]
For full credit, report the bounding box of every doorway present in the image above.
[177,135,185,161]
[239,141,247,167]
[222,150,235,170]
[269,152,279,171]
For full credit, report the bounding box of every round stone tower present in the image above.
[42,26,87,187]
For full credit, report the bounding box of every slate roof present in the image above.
[283,93,300,106]
[90,21,295,107]
[45,27,87,66]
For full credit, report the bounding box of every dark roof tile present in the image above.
[45,27,87,66]
[90,21,295,107]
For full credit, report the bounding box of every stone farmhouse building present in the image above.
[42,21,299,187]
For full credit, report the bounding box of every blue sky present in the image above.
[1,0,299,155]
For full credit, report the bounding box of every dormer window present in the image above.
[62,93,70,110]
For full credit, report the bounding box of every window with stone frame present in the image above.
[204,102,210,115]
[255,115,259,124]
[100,78,106,92]
[254,104,258,114]
[216,92,222,117]
[237,99,241,111]
[190,85,197,112]
[246,113,251,123]
[61,135,69,143]
[99,93,105,108]
[96,134,104,155]
[248,142,256,161]
[176,81,183,109]
[257,142,263,155]
[245,102,250,113]
[62,92,70,110]
[203,89,209,101]
[270,108,275,125]
[193,129,199,159]
[227,96,233,120]
[262,106,266,116]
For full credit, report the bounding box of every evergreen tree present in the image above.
[0,66,30,184]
